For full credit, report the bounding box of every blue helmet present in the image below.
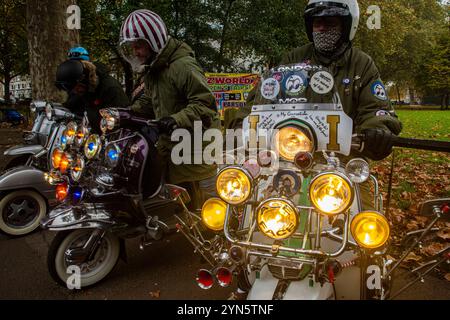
[68,47,90,61]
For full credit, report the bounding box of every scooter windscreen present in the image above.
[243,63,353,157]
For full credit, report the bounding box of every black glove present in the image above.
[158,116,178,135]
[361,128,395,161]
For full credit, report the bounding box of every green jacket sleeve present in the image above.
[170,58,219,130]
[130,92,154,117]
[354,59,402,135]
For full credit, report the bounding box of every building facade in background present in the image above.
[9,75,32,100]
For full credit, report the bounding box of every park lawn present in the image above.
[370,110,449,276]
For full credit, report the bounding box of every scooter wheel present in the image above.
[0,189,47,236]
[48,229,120,289]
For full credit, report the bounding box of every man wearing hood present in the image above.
[119,9,221,207]
[55,58,130,133]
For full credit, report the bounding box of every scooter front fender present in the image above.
[41,204,117,231]
[0,166,55,204]
[4,145,44,156]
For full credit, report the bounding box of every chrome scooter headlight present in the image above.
[99,108,120,133]
[84,134,102,159]
[45,103,53,120]
[105,143,120,167]
[70,155,85,182]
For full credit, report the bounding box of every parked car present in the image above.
[0,109,25,125]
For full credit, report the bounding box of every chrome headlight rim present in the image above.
[309,171,354,216]
[273,120,315,162]
[99,108,119,133]
[84,134,102,160]
[256,197,300,240]
[350,211,391,250]
[105,143,121,168]
[65,121,78,145]
[216,166,253,205]
[51,147,64,169]
[75,126,90,147]
[70,155,85,182]
[345,158,370,184]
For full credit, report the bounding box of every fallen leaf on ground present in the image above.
[403,252,422,263]
[437,228,450,241]
[421,243,447,256]
[445,274,450,282]
[149,290,160,298]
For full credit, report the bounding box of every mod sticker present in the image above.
[261,78,280,100]
[310,71,334,95]
[371,81,388,101]
[284,74,306,96]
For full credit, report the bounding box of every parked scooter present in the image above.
[42,108,212,288]
[0,102,75,236]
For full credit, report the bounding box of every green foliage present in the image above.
[0,0,28,100]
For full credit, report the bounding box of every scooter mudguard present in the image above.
[0,166,55,203]
[247,266,334,300]
[4,145,44,156]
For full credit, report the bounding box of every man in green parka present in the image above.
[119,9,220,207]
[228,0,402,300]
[233,0,402,162]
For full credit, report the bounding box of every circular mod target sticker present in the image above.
[310,71,334,95]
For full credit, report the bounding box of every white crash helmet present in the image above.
[304,0,360,42]
[119,9,169,72]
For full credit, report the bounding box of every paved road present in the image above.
[0,230,449,300]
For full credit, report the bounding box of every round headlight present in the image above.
[99,108,119,133]
[51,148,64,169]
[274,125,313,161]
[105,143,121,167]
[345,158,370,183]
[45,103,53,120]
[64,122,77,145]
[309,173,353,215]
[201,198,227,231]
[59,152,73,174]
[70,156,85,182]
[216,167,252,205]
[84,134,102,159]
[257,199,299,240]
[56,182,69,202]
[75,126,89,147]
[351,211,390,249]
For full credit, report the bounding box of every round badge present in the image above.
[284,74,306,96]
[310,71,335,95]
[261,78,280,100]
[273,170,301,197]
[372,81,388,101]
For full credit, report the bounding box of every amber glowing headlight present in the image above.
[84,134,102,159]
[75,126,89,147]
[70,156,85,182]
[274,125,313,161]
[65,122,77,144]
[351,211,390,249]
[257,199,299,240]
[309,172,353,215]
[201,198,227,231]
[216,167,252,205]
[59,152,73,174]
[51,148,64,169]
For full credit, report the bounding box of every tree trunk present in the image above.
[396,84,401,103]
[27,0,79,102]
[217,0,236,72]
[4,75,11,104]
